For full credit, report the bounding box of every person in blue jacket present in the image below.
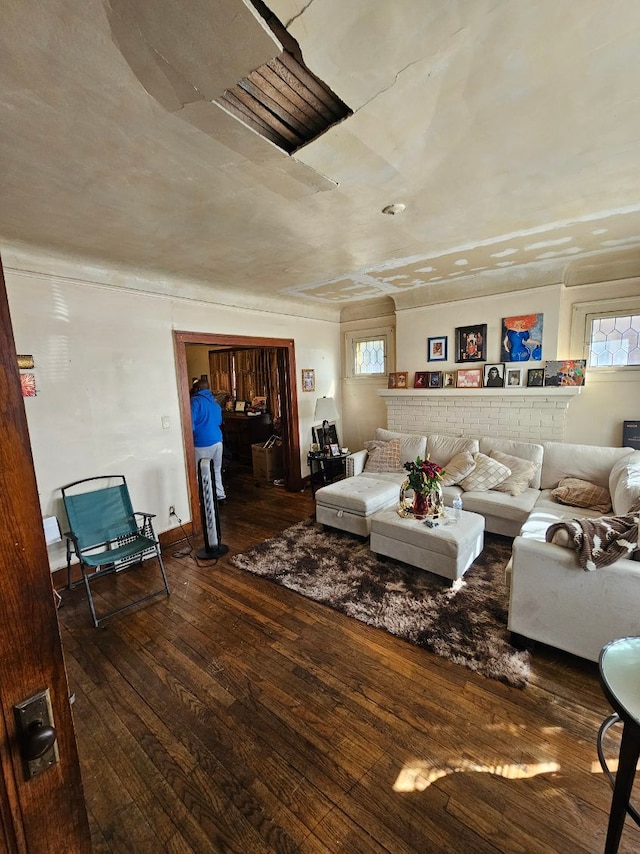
[190,378,226,501]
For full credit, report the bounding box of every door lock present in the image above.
[14,688,59,780]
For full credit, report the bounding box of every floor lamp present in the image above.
[314,396,338,452]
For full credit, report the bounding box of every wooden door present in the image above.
[0,258,91,851]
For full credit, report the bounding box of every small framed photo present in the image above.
[428,371,443,388]
[443,371,456,388]
[527,368,544,387]
[234,400,247,412]
[456,324,487,362]
[483,363,505,387]
[329,443,341,457]
[389,371,409,389]
[456,368,483,389]
[506,368,523,387]
[414,371,428,388]
[301,368,315,392]
[428,336,447,362]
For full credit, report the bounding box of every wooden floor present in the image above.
[57,466,640,853]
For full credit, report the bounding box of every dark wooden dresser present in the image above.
[223,412,273,465]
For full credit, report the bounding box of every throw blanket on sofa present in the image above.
[545,498,640,570]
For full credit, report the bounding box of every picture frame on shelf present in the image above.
[428,371,443,388]
[483,363,505,387]
[443,371,456,388]
[456,368,483,389]
[312,422,339,450]
[527,368,545,387]
[301,368,315,392]
[234,400,248,412]
[506,368,523,387]
[427,336,447,362]
[329,443,341,457]
[455,323,487,362]
[544,359,586,387]
[389,371,409,389]
[414,371,428,388]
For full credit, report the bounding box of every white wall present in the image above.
[6,260,340,570]
[394,281,640,447]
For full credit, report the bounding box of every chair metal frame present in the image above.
[61,475,170,627]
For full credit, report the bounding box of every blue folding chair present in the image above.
[61,475,170,627]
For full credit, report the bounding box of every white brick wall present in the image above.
[378,390,579,442]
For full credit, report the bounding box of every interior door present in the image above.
[0,258,91,851]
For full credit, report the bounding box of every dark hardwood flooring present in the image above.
[57,465,640,853]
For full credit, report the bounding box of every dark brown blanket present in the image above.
[545,498,640,570]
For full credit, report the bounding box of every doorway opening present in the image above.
[174,331,302,534]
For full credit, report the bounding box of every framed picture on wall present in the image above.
[427,336,447,361]
[443,371,456,388]
[428,371,443,388]
[455,324,487,362]
[506,368,523,387]
[301,368,315,392]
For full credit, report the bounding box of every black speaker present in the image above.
[197,458,228,559]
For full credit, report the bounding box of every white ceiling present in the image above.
[2,0,640,319]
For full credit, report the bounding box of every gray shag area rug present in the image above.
[231,519,530,688]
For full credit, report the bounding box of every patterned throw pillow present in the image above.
[551,477,612,513]
[363,439,403,473]
[440,450,476,486]
[459,452,511,492]
[489,449,540,496]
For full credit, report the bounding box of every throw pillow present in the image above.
[489,449,540,496]
[459,453,511,492]
[551,477,612,513]
[363,439,403,473]
[440,450,476,486]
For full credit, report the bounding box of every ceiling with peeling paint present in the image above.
[2,0,640,318]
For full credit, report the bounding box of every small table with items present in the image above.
[307,452,349,496]
[597,636,640,854]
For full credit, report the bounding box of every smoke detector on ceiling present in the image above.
[382,203,406,215]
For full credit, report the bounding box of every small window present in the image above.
[587,313,640,367]
[345,327,393,378]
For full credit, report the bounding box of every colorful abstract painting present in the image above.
[501,313,543,362]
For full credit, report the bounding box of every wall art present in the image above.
[501,313,543,362]
[455,324,487,362]
[427,336,447,362]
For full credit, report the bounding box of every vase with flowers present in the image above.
[398,456,446,520]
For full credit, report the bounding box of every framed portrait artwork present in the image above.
[427,336,447,362]
[455,324,487,362]
[414,371,428,388]
[428,371,443,388]
[527,368,544,387]
[456,368,483,389]
[483,363,505,387]
[506,368,523,387]
[443,371,456,388]
[301,368,315,392]
[389,371,409,389]
[501,313,543,363]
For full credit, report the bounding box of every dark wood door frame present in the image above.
[174,331,302,534]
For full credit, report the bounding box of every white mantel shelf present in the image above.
[377,387,582,398]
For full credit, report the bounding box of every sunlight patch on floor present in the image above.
[393,759,561,792]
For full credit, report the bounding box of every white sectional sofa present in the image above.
[314,428,640,662]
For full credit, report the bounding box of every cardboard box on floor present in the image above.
[252,442,283,481]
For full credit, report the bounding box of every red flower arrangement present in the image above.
[403,456,445,494]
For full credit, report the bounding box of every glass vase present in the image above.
[413,484,444,520]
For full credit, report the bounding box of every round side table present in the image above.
[597,636,640,854]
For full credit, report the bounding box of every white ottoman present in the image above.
[315,477,400,537]
[370,508,485,581]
